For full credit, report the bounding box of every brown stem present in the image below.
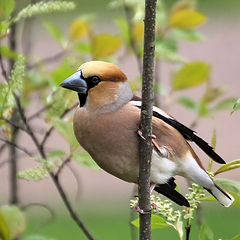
[185,224,191,240]
[122,0,142,74]
[13,97,95,240]
[40,102,78,149]
[27,51,66,70]
[139,0,157,240]
[0,137,33,158]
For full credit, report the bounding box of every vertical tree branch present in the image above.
[8,22,20,205]
[139,0,157,240]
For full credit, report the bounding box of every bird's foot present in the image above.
[137,129,146,140]
[134,205,150,214]
[151,202,158,210]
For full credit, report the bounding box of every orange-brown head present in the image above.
[60,61,132,112]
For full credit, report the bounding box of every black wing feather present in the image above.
[152,111,226,164]
[131,101,225,164]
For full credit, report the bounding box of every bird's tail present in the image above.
[205,182,234,207]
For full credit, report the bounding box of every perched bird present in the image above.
[60,61,234,208]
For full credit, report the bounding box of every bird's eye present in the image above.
[91,76,100,84]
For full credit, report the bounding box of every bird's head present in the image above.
[60,61,133,112]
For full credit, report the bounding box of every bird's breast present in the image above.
[73,105,140,183]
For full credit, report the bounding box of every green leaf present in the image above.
[169,9,206,29]
[177,96,196,110]
[198,223,214,240]
[0,45,18,59]
[73,150,100,169]
[114,18,129,44]
[44,21,65,46]
[52,117,78,148]
[172,61,211,90]
[74,42,91,54]
[131,215,168,229]
[171,29,205,42]
[91,33,122,59]
[231,98,240,114]
[212,98,238,111]
[214,159,240,175]
[0,0,15,19]
[202,86,226,103]
[151,215,169,229]
[51,63,75,86]
[0,211,10,240]
[0,206,26,240]
[230,234,240,240]
[133,22,144,42]
[48,150,66,158]
[155,39,186,63]
[197,100,209,117]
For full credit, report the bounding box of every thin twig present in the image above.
[28,104,52,121]
[0,49,9,81]
[0,143,7,155]
[0,137,33,157]
[55,157,71,177]
[67,162,83,203]
[27,50,66,70]
[52,173,95,240]
[122,0,142,74]
[1,117,28,133]
[21,202,56,231]
[12,96,95,240]
[40,102,78,149]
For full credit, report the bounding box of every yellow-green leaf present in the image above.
[133,22,144,42]
[69,19,89,41]
[132,215,168,229]
[52,117,78,149]
[73,150,100,170]
[44,21,65,46]
[91,34,122,59]
[0,0,15,19]
[231,98,240,114]
[169,9,206,29]
[0,211,10,240]
[0,206,26,240]
[214,159,240,175]
[230,234,240,240]
[172,61,211,90]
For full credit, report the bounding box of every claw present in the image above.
[137,129,146,140]
[134,205,150,214]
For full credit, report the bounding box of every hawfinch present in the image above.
[60,61,234,208]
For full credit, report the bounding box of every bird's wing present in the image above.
[130,100,226,164]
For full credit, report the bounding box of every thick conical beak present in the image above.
[60,70,88,94]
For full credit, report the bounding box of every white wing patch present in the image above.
[130,100,173,119]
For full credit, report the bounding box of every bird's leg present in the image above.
[137,129,146,140]
[137,129,161,153]
[134,183,157,213]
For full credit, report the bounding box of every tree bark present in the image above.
[8,23,20,205]
[139,0,157,240]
